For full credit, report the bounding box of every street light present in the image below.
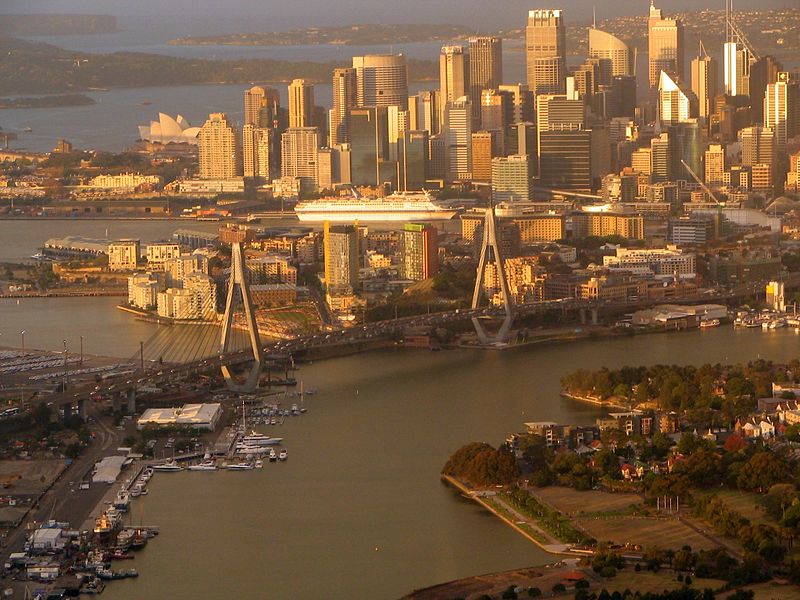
[20,330,25,352]
[80,335,83,366]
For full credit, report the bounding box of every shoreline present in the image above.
[560,391,629,411]
[441,475,576,557]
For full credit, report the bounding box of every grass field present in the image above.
[575,516,718,551]
[603,570,726,594]
[696,489,772,526]
[532,486,643,516]
[733,581,800,600]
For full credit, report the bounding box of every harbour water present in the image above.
[1,295,799,598]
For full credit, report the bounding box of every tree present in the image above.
[32,403,52,428]
[763,484,797,521]
[736,451,791,492]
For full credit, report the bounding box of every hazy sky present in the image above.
[1,0,795,29]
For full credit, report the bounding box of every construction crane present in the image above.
[681,159,725,207]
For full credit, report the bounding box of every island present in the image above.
[0,94,96,110]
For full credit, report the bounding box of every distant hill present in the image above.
[0,14,119,36]
[0,37,438,96]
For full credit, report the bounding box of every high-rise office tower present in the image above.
[588,28,634,87]
[704,143,726,185]
[280,127,320,191]
[288,79,314,129]
[198,113,241,179]
[650,133,671,183]
[480,89,506,134]
[764,72,796,152]
[401,223,439,281]
[443,97,473,181]
[387,105,409,162]
[417,90,440,135]
[740,126,774,166]
[538,128,592,192]
[568,58,600,100]
[471,130,503,182]
[648,2,684,88]
[750,56,783,124]
[398,130,428,191]
[508,122,537,166]
[498,84,535,125]
[348,106,390,186]
[669,120,702,181]
[690,55,718,120]
[659,71,695,125]
[244,86,280,127]
[491,155,533,202]
[352,54,408,108]
[323,223,359,292]
[440,45,469,106]
[468,36,503,119]
[723,1,754,97]
[242,124,272,180]
[536,94,585,175]
[330,68,357,146]
[526,9,566,95]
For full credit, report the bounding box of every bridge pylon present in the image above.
[471,205,514,344]
[220,241,263,393]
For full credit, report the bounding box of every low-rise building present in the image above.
[107,239,140,271]
[127,272,163,309]
[147,242,182,270]
[137,403,222,430]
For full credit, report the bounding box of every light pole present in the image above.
[62,339,68,391]
[140,341,144,372]
[20,330,25,352]
[79,335,83,367]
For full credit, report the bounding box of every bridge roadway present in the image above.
[50,275,789,415]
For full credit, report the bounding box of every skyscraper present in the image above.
[401,223,439,281]
[588,28,633,87]
[348,106,390,186]
[330,68,357,146]
[288,79,314,129]
[468,36,503,119]
[439,46,468,106]
[417,90,440,135]
[242,124,272,180]
[480,89,506,134]
[669,120,702,182]
[690,55,717,120]
[750,56,783,124]
[538,128,592,192]
[650,133,671,183]
[198,113,241,179]
[536,94,585,175]
[764,72,796,152]
[280,127,319,191]
[526,9,566,95]
[471,130,502,182]
[498,84,535,126]
[443,97,473,181]
[352,54,408,108]
[323,223,359,292]
[398,130,429,191]
[704,144,726,185]
[659,71,695,125]
[723,1,755,97]
[244,86,280,127]
[648,2,684,88]
[491,155,533,202]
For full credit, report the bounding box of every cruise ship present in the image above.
[294,190,459,222]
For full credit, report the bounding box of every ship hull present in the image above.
[295,210,458,222]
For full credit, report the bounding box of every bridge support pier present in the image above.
[591,308,598,326]
[62,402,72,421]
[126,388,136,415]
[77,398,87,421]
[579,308,587,325]
[112,394,121,414]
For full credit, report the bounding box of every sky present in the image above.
[1,0,796,30]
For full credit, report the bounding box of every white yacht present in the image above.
[187,461,217,471]
[268,448,278,462]
[239,433,283,446]
[278,449,288,461]
[113,489,131,511]
[152,460,183,472]
[225,462,254,471]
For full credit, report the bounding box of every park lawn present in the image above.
[602,570,726,594]
[574,516,718,551]
[262,304,320,332]
[695,488,773,526]
[532,486,643,516]
[732,581,800,600]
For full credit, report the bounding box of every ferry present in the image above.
[699,318,720,329]
[294,190,459,222]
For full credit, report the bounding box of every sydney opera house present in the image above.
[137,113,200,146]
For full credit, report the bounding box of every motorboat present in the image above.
[278,449,288,461]
[187,461,217,471]
[113,489,130,511]
[254,459,264,469]
[291,404,300,415]
[129,486,141,498]
[225,462,254,471]
[699,318,720,329]
[152,460,183,472]
[239,433,283,446]
[268,449,278,462]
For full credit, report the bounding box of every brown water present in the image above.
[2,297,798,599]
